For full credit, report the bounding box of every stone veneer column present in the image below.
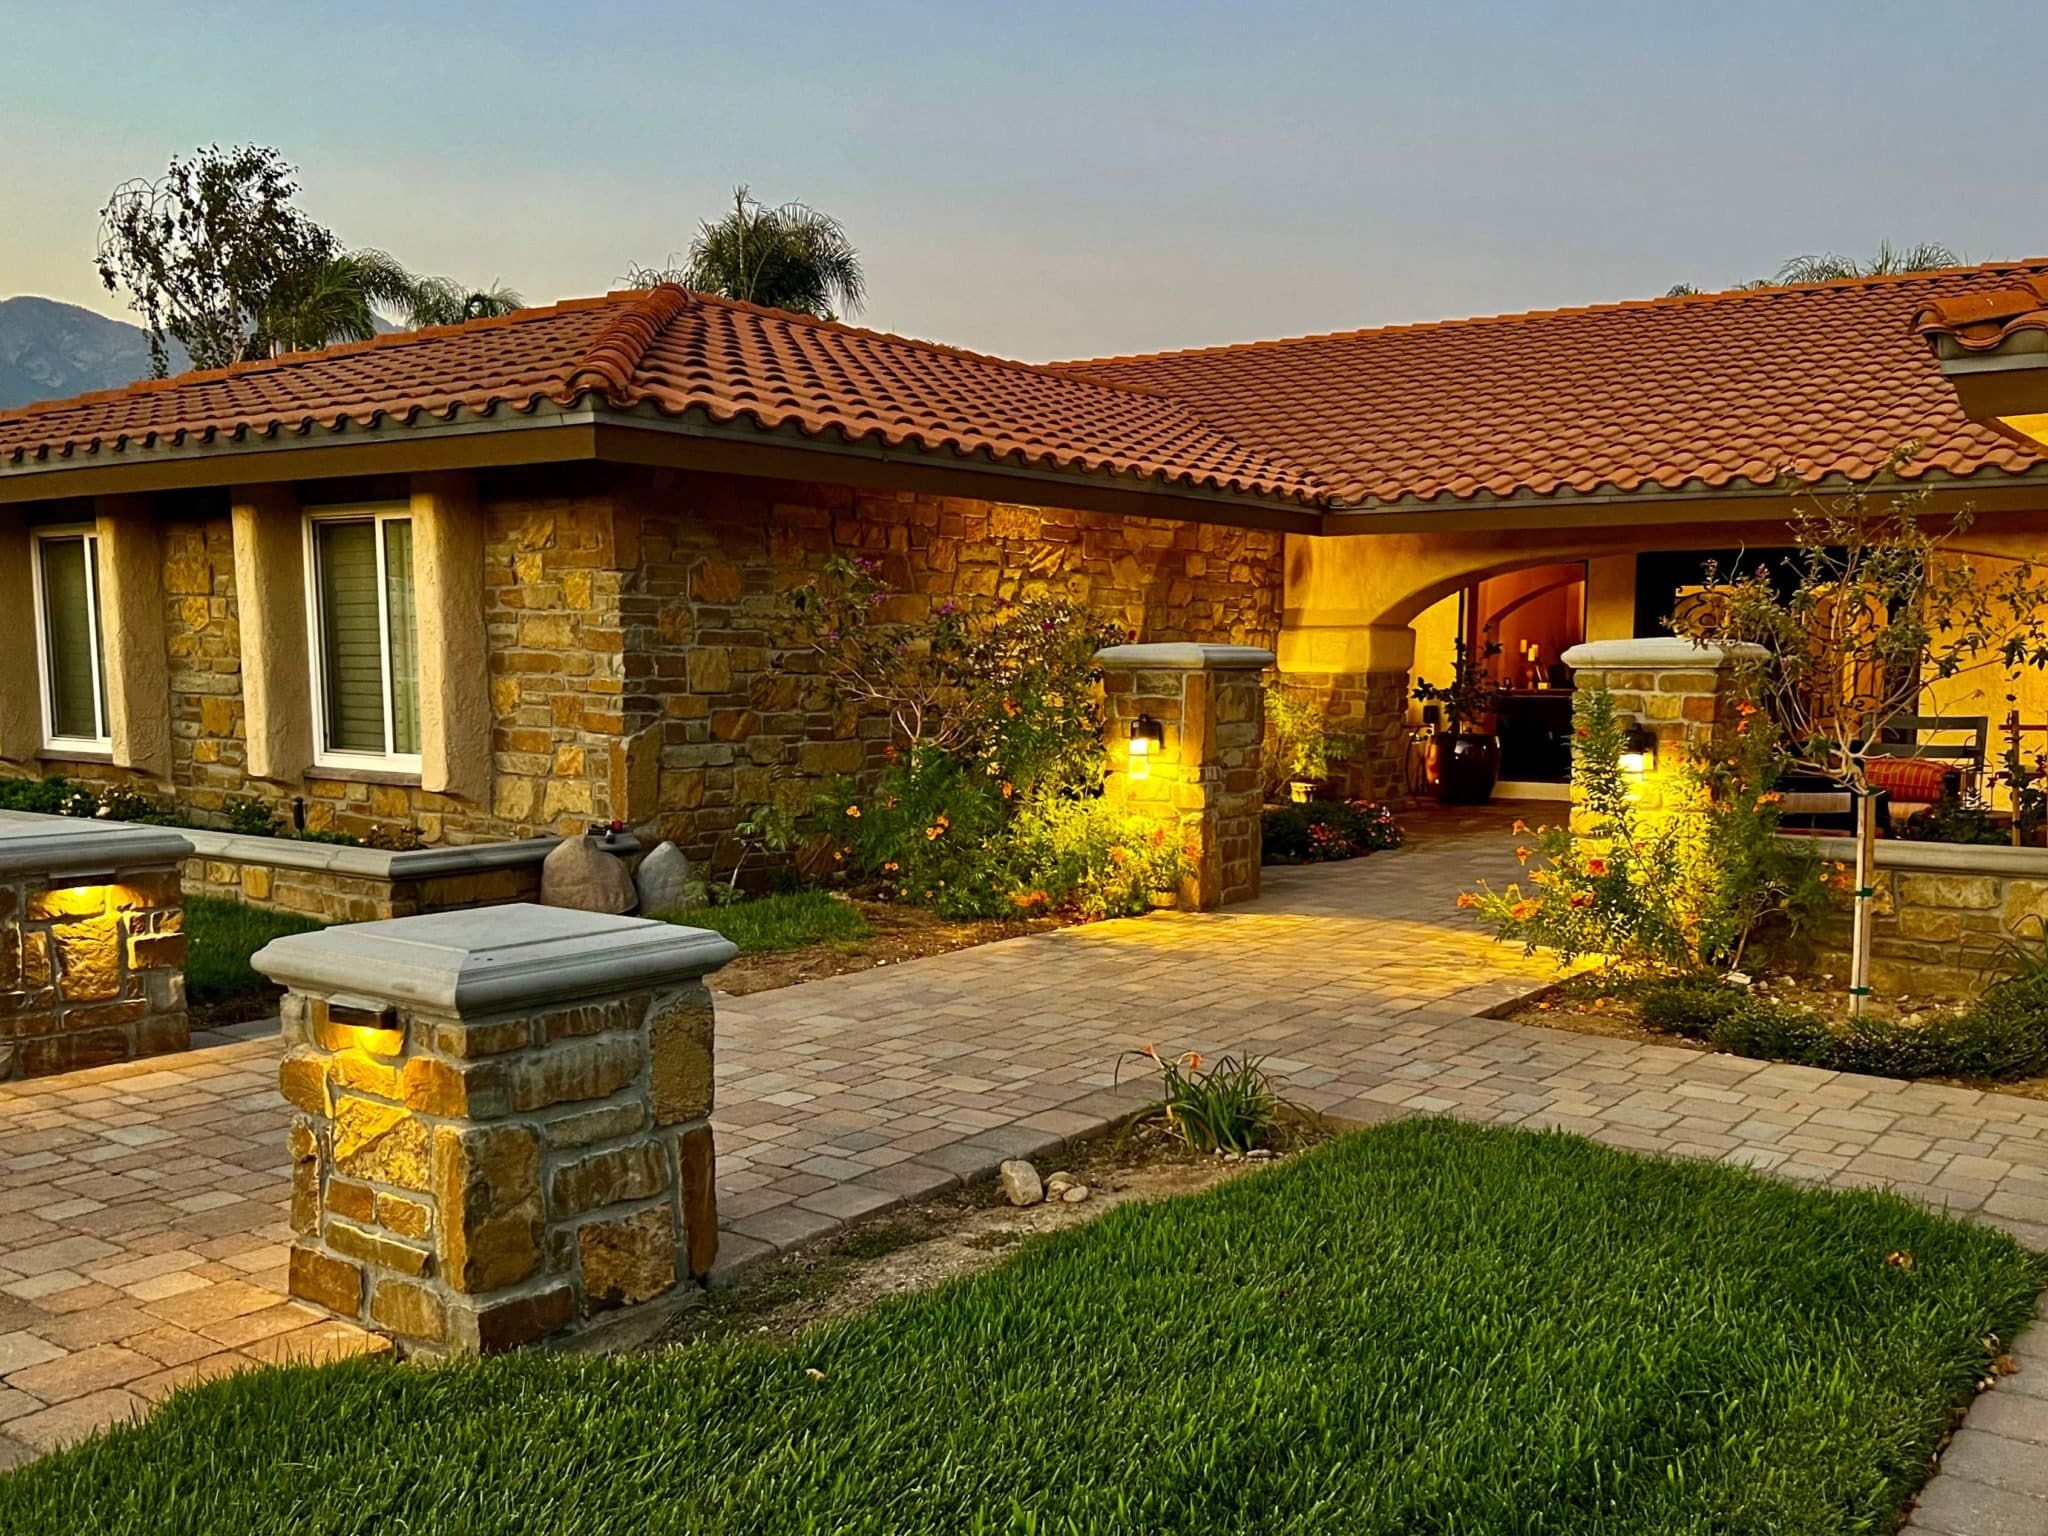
[257,904,735,1355]
[0,815,191,1079]
[1275,621,1418,806]
[1557,638,1767,783]
[1097,643,1273,911]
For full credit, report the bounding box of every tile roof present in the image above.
[1062,261,2048,507]
[1911,275,2048,353]
[0,287,1326,509]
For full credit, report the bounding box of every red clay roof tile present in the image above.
[1912,275,2048,353]
[1064,261,2048,507]
[0,287,1327,509]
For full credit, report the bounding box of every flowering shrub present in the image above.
[787,555,1189,920]
[1460,686,1821,974]
[1262,801,1404,864]
[782,555,1126,801]
[821,754,1186,920]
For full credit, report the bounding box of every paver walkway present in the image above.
[3,809,2047,1528]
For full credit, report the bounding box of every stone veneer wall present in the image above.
[7,467,1284,869]
[1806,841,2048,999]
[0,820,190,1080]
[272,908,729,1355]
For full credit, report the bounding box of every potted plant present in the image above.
[1266,693,1334,803]
[1412,638,1507,804]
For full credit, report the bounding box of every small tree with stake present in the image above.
[1672,447,2048,1012]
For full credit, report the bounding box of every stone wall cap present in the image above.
[171,827,639,881]
[1094,642,1277,671]
[1561,638,1768,668]
[253,902,737,1015]
[1778,832,2048,878]
[0,810,192,879]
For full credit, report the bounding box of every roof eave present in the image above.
[0,399,1324,532]
[1317,463,2048,534]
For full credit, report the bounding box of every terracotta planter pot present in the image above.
[1433,732,1500,805]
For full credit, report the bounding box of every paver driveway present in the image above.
[2,807,2047,1529]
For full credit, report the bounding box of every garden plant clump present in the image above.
[6,1119,2037,1534]
[1631,969,2048,1084]
[1116,1045,1298,1154]
[780,556,1188,920]
[1262,800,1403,864]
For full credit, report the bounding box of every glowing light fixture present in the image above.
[1618,722,1658,776]
[1127,714,1165,780]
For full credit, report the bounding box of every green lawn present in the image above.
[183,896,323,1007]
[659,889,871,955]
[3,1120,2038,1534]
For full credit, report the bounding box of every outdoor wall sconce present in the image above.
[1618,722,1658,776]
[1127,714,1165,780]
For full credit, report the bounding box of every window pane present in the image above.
[39,536,103,741]
[382,519,420,756]
[316,521,387,754]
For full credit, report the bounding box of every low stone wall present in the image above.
[179,829,636,923]
[1803,838,2048,998]
[0,813,191,1079]
[263,906,734,1355]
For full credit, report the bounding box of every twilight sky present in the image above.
[3,0,2039,362]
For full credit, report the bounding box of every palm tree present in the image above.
[1769,242,1961,284]
[1665,242,1962,300]
[626,187,864,320]
[254,248,416,356]
[399,275,525,328]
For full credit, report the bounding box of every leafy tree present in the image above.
[97,144,340,373]
[626,186,864,319]
[98,143,523,371]
[1672,447,2048,1009]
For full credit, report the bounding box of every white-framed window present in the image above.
[304,506,421,772]
[30,526,111,753]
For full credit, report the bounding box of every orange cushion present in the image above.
[1862,755,1955,804]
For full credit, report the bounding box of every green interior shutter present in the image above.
[39,536,103,741]
[382,519,420,756]
[316,521,388,754]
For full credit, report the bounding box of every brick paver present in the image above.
[2,808,2047,1528]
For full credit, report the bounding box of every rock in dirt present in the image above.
[1059,1183,1091,1204]
[541,835,637,914]
[999,1160,1044,1207]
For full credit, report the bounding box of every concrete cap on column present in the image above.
[1560,638,1768,668]
[254,903,737,1016]
[1095,643,1277,670]
[0,811,192,880]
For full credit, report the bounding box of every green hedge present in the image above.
[1637,972,2048,1082]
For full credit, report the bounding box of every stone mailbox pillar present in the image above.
[1096,643,1274,911]
[257,904,735,1356]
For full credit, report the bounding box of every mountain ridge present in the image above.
[0,296,189,410]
